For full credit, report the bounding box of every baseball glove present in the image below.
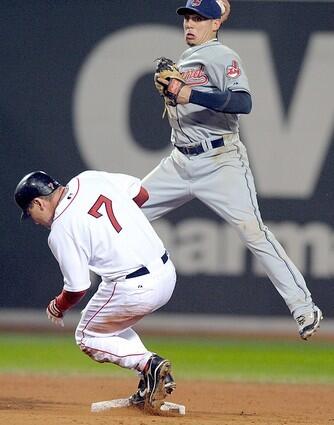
[154,57,186,107]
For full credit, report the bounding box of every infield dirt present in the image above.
[0,374,333,425]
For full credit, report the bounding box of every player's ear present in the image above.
[212,19,222,32]
[32,198,43,210]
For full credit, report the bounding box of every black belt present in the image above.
[126,251,168,279]
[175,137,224,156]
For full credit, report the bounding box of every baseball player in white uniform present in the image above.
[14,170,177,408]
[142,0,323,339]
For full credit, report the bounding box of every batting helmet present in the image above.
[14,171,61,219]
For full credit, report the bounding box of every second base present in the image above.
[91,398,185,415]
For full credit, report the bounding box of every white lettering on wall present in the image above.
[153,219,334,279]
[73,25,183,177]
[230,32,334,198]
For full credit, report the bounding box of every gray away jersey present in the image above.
[167,39,250,147]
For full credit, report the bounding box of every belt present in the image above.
[175,137,225,156]
[126,251,168,279]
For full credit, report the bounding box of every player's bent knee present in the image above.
[78,341,106,363]
[236,219,267,244]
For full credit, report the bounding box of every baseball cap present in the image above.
[177,0,222,19]
[14,170,61,220]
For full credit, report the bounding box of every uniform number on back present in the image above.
[88,195,122,233]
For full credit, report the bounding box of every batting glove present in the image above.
[46,299,64,327]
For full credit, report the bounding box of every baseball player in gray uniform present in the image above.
[141,0,323,340]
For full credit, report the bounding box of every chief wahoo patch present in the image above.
[226,60,241,79]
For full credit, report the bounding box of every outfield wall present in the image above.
[1,1,334,317]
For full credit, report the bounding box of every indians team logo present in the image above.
[226,60,241,79]
[181,66,209,86]
[191,0,203,6]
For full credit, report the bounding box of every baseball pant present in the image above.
[141,140,313,318]
[75,257,176,370]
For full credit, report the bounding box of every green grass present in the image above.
[1,333,334,384]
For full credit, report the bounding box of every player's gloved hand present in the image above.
[46,299,64,327]
[154,57,186,106]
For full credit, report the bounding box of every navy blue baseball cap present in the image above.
[177,0,222,19]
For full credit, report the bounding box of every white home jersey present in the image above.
[48,171,166,291]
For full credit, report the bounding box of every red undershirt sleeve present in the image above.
[133,186,149,207]
[55,289,86,312]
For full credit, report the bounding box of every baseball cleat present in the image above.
[164,372,176,394]
[129,375,147,407]
[296,305,323,340]
[143,354,173,409]
[129,372,176,407]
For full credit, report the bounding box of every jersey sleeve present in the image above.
[104,173,142,199]
[48,228,91,292]
[133,186,149,206]
[205,51,251,94]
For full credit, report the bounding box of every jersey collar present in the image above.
[52,177,80,223]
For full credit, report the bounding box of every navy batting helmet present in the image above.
[14,171,61,219]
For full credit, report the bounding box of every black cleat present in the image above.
[143,355,173,408]
[129,371,176,408]
[129,375,146,407]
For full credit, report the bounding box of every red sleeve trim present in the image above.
[133,186,149,207]
[55,289,86,312]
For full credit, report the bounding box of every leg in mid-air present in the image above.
[141,153,195,221]
[192,142,322,340]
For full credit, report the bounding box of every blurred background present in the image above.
[1,0,334,345]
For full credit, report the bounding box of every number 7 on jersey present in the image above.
[88,195,122,233]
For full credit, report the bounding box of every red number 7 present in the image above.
[88,195,122,233]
